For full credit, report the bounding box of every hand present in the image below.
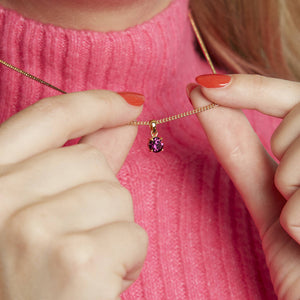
[189,74,300,300]
[0,90,148,300]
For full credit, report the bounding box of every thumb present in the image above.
[0,90,144,165]
[188,76,285,237]
[80,125,138,174]
[80,92,144,174]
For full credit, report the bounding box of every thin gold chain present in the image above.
[0,59,67,94]
[188,11,216,75]
[0,11,217,126]
[130,103,217,126]
[130,11,218,126]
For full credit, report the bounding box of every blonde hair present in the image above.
[190,0,300,80]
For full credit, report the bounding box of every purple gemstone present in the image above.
[148,137,164,153]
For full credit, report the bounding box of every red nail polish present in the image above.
[195,74,231,88]
[118,92,145,106]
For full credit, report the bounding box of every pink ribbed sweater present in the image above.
[0,0,280,298]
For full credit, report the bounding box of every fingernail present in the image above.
[118,92,145,106]
[196,74,231,88]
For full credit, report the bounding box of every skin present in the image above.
[0,0,173,31]
[190,75,300,299]
[0,90,148,300]
[0,1,299,299]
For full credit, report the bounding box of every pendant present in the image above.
[148,120,164,153]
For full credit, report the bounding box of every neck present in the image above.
[0,0,172,31]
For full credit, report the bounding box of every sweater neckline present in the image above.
[0,0,208,126]
[0,0,180,36]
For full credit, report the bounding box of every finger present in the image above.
[280,188,300,245]
[80,125,138,174]
[0,90,144,165]
[271,103,300,160]
[275,136,300,199]
[54,222,148,299]
[11,182,134,234]
[2,144,117,208]
[196,74,300,118]
[89,222,148,294]
[189,87,285,236]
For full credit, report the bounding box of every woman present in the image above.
[0,0,299,299]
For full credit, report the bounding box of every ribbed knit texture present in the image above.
[0,0,280,298]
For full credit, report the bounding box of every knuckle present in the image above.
[36,96,69,120]
[53,235,95,276]
[246,74,267,103]
[127,223,149,252]
[76,90,113,127]
[94,92,113,125]
[120,187,134,218]
[249,74,265,93]
[77,144,107,166]
[4,209,49,250]
[92,181,134,220]
[109,183,134,218]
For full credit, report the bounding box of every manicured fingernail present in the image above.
[118,92,145,106]
[196,74,231,88]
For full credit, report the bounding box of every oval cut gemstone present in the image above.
[148,137,164,153]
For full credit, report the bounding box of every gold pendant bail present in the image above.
[150,120,158,137]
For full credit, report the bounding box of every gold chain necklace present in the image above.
[0,11,218,153]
